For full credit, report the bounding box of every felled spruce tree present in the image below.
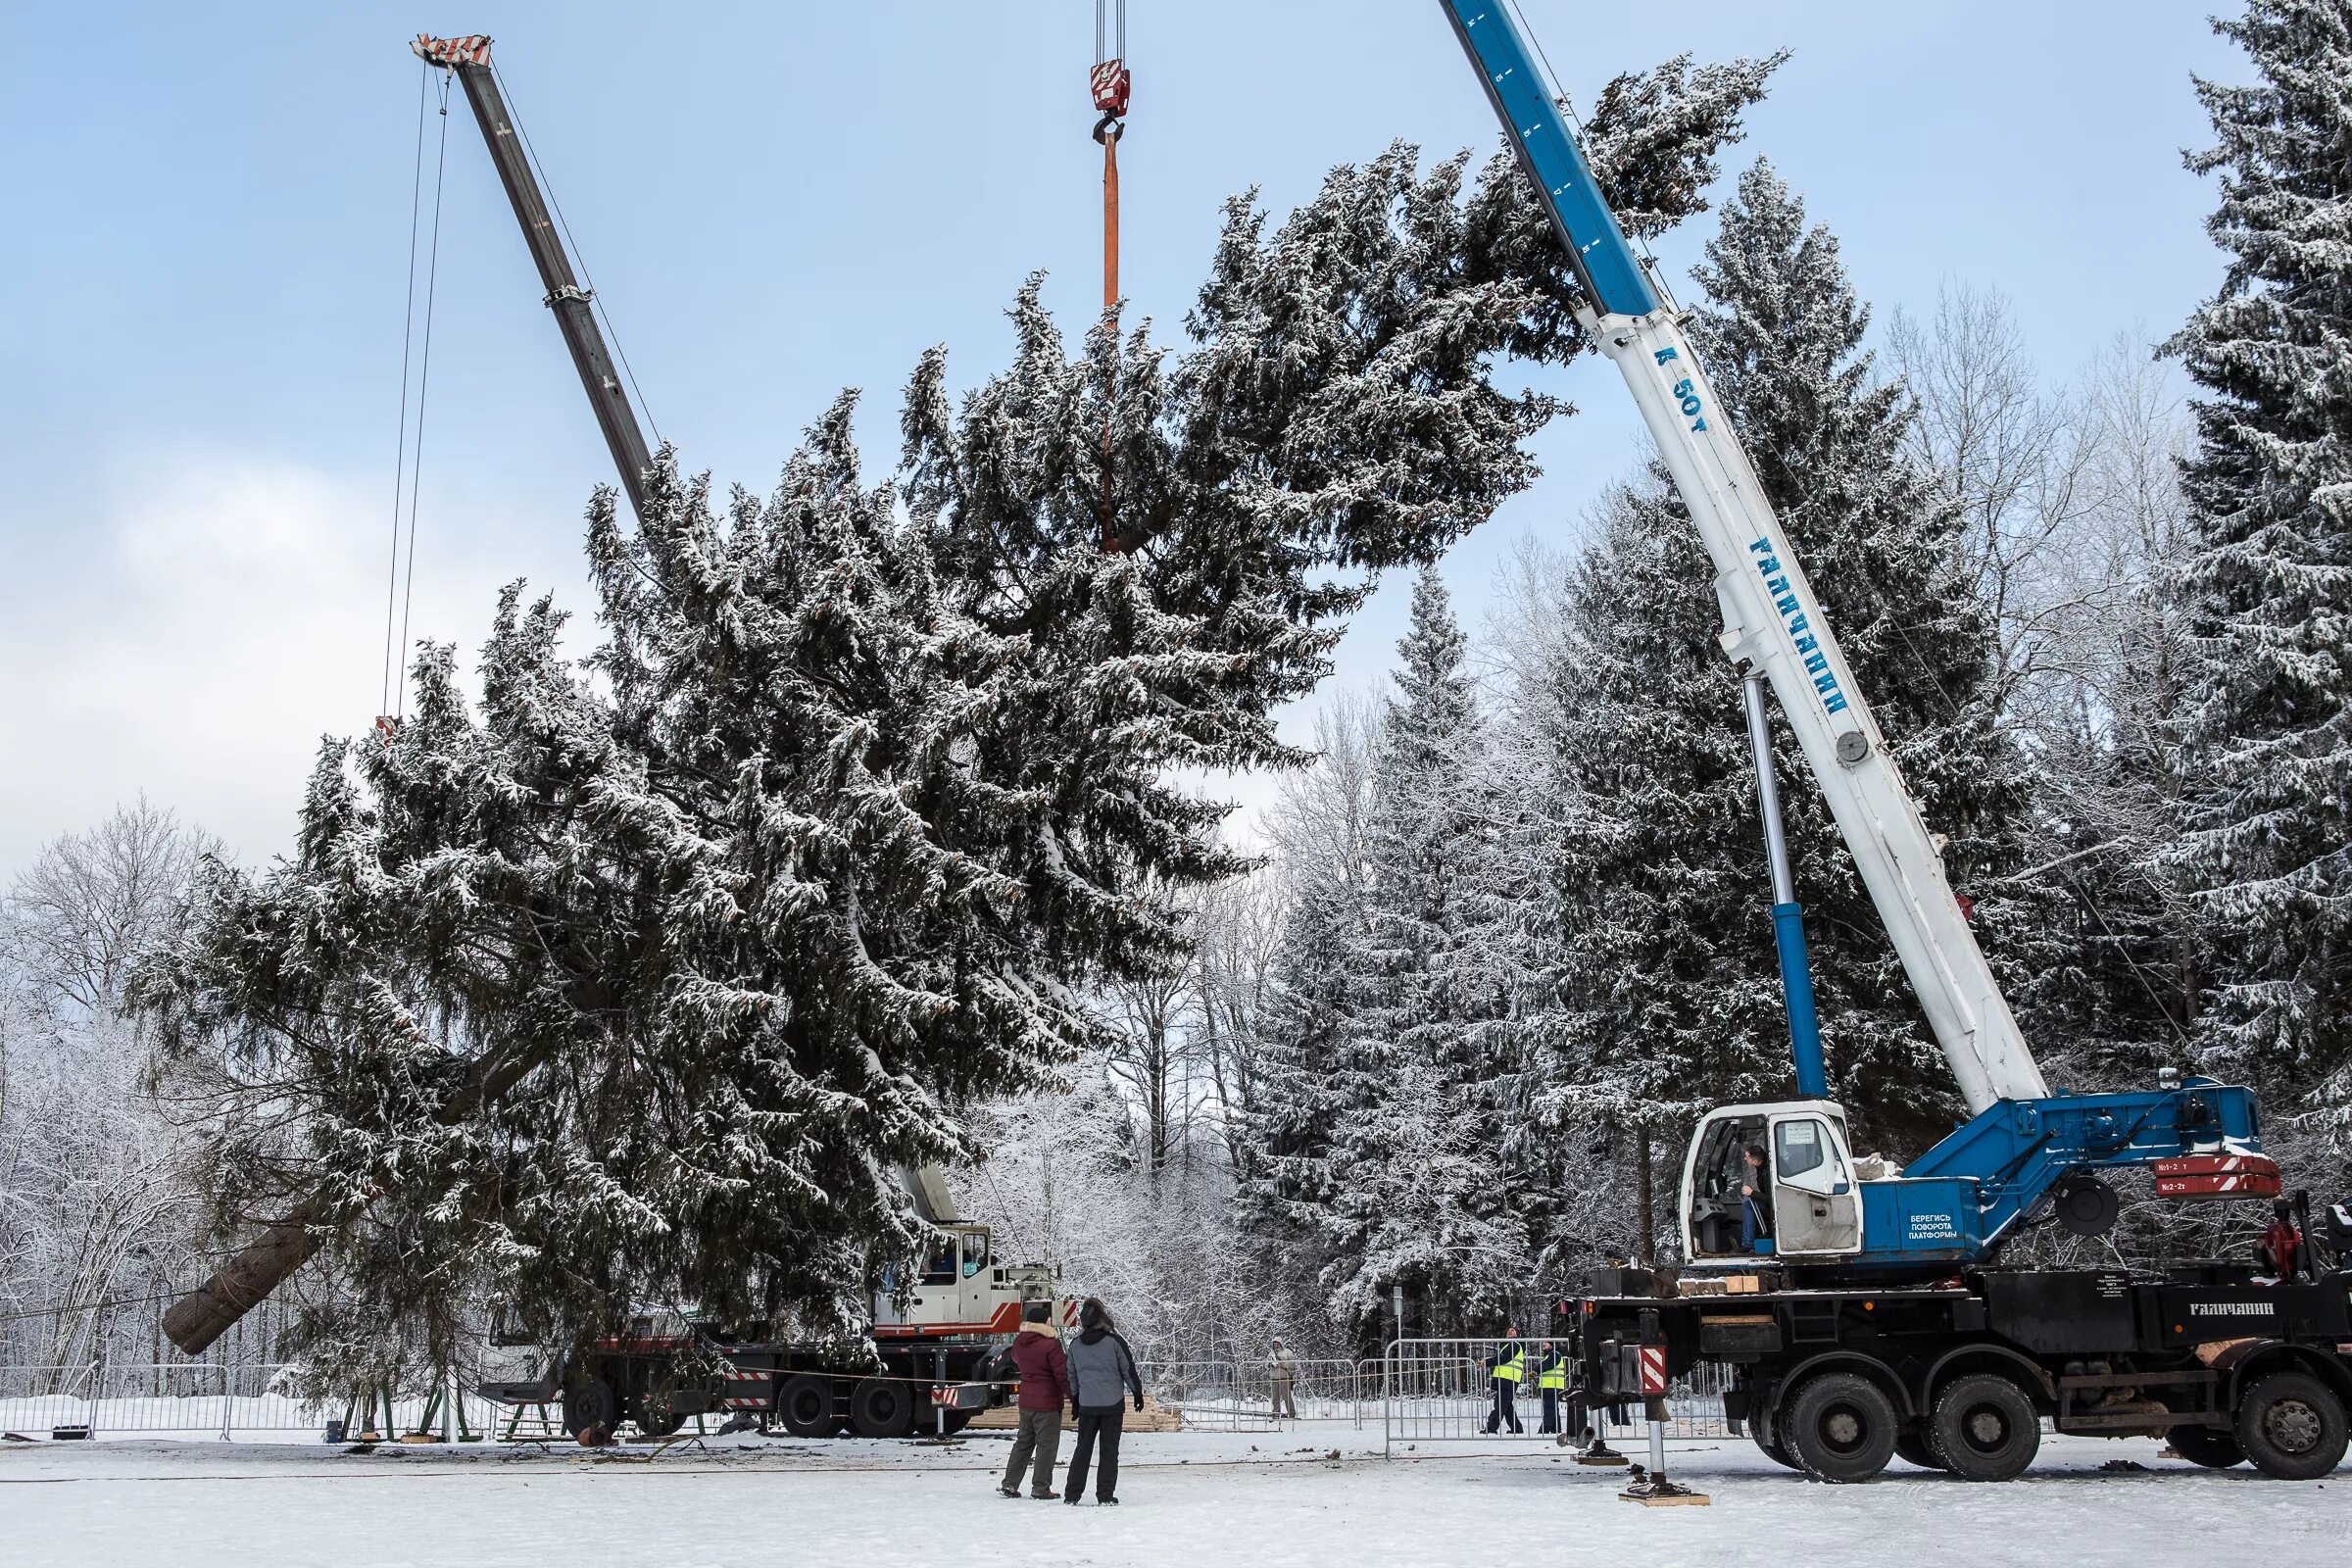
[138,51,1778,1370]
[2168,0,2352,1157]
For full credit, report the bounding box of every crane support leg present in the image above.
[1741,674,1828,1100]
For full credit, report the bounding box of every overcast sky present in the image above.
[0,0,2244,871]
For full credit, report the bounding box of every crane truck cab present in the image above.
[873,1222,1060,1335]
[1683,1101,1863,1261]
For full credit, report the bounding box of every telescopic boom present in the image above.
[1440,0,2047,1113]
[411,34,656,519]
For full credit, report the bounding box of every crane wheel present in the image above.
[1928,1374,2038,1481]
[561,1375,616,1439]
[852,1375,919,1439]
[1748,1404,1797,1470]
[776,1374,842,1439]
[1783,1372,1897,1483]
[2233,1370,2348,1480]
[2165,1424,2243,1468]
[1892,1431,1947,1471]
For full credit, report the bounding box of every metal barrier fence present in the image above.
[2,1343,1738,1448]
[1378,1339,1735,1455]
[1143,1361,1277,1432]
[1142,1358,1382,1431]
[0,1363,507,1443]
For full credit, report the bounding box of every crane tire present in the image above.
[1749,1402,1797,1469]
[561,1375,615,1439]
[2165,1425,2243,1469]
[2234,1370,2348,1481]
[1892,1431,1947,1471]
[852,1375,919,1439]
[777,1373,842,1439]
[1928,1373,2038,1482]
[1783,1372,1897,1483]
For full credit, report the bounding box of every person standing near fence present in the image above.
[1481,1325,1525,1435]
[1268,1338,1298,1420]
[1062,1298,1144,1506]
[998,1302,1070,1499]
[1534,1340,1565,1435]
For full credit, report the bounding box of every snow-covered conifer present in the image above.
[1537,161,2030,1166]
[2166,0,2352,1151]
[137,51,1783,1370]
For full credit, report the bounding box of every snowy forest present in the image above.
[6,0,2352,1380]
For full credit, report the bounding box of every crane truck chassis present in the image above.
[477,1214,1072,1440]
[1555,1259,2352,1482]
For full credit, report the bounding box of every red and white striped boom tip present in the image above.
[412,33,492,70]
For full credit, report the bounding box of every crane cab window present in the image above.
[920,1241,958,1286]
[1771,1117,1850,1196]
[959,1230,991,1279]
[488,1303,536,1348]
[1775,1119,1825,1179]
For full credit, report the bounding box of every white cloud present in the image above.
[0,446,567,871]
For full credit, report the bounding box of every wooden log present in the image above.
[163,1194,331,1354]
[164,1041,548,1354]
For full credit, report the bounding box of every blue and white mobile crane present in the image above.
[1441,1,2350,1483]
[1443,0,2275,1273]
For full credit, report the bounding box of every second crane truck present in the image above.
[1439,0,2351,1483]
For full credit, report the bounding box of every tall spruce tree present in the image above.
[1216,54,1782,1327]
[2168,0,2352,1154]
[1320,572,1526,1331]
[1536,161,2031,1168]
[1233,707,1378,1290]
[142,56,1781,1367]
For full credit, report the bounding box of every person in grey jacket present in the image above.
[1269,1338,1299,1420]
[1061,1298,1145,1505]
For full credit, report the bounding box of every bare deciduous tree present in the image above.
[0,801,219,1375]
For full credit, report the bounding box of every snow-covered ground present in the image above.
[5,1426,2344,1568]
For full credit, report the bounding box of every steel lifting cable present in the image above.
[378,67,430,730]
[379,65,454,737]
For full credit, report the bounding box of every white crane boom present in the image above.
[1443,0,2047,1112]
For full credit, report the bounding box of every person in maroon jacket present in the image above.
[998,1302,1070,1498]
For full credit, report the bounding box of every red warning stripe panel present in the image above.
[1090,60,1131,115]
[2152,1152,2282,1200]
[412,33,493,69]
[590,1336,693,1352]
[1639,1346,1668,1396]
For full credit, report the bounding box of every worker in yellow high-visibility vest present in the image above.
[1535,1340,1567,1435]
[1481,1326,1526,1435]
